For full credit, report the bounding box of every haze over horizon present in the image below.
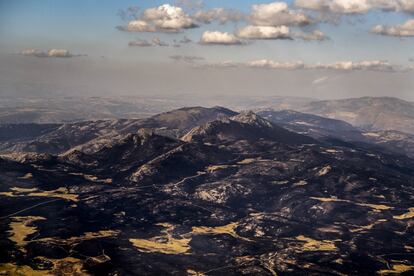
[1,0,414,101]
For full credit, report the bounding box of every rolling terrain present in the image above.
[1,108,414,275]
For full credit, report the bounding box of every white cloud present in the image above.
[235,26,326,41]
[372,19,414,37]
[371,0,414,12]
[194,8,246,24]
[295,0,414,14]
[143,4,197,31]
[236,25,292,39]
[120,20,156,32]
[250,2,311,26]
[200,59,403,72]
[47,49,72,57]
[128,38,171,47]
[308,60,396,71]
[20,49,48,57]
[20,48,76,58]
[118,4,197,33]
[128,39,152,47]
[295,0,371,13]
[248,59,305,70]
[200,31,242,45]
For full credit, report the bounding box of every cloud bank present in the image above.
[295,0,414,14]
[200,59,406,72]
[128,39,152,47]
[118,1,413,47]
[372,19,414,37]
[128,38,170,47]
[20,48,78,58]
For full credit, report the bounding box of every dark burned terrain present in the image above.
[0,107,414,275]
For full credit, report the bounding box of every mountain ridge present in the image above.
[1,105,414,275]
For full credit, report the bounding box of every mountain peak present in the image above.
[181,110,316,145]
[231,111,273,128]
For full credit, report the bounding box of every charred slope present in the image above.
[1,108,414,275]
[0,106,237,155]
[182,111,316,145]
[62,130,183,180]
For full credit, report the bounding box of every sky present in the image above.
[0,0,414,101]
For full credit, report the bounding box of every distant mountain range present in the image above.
[2,96,414,136]
[297,96,414,134]
[0,95,312,124]
[258,109,414,159]
[2,104,414,159]
[1,105,414,275]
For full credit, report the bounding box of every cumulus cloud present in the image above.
[295,0,371,13]
[128,39,152,47]
[295,0,414,14]
[250,2,311,26]
[143,4,198,31]
[194,8,246,24]
[118,4,198,33]
[20,49,48,57]
[118,20,156,32]
[236,25,292,39]
[235,26,327,41]
[20,48,77,58]
[47,49,73,57]
[374,0,414,12]
[200,31,243,45]
[169,55,205,63]
[372,19,414,37]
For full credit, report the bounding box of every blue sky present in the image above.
[0,0,413,100]
[1,0,413,62]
